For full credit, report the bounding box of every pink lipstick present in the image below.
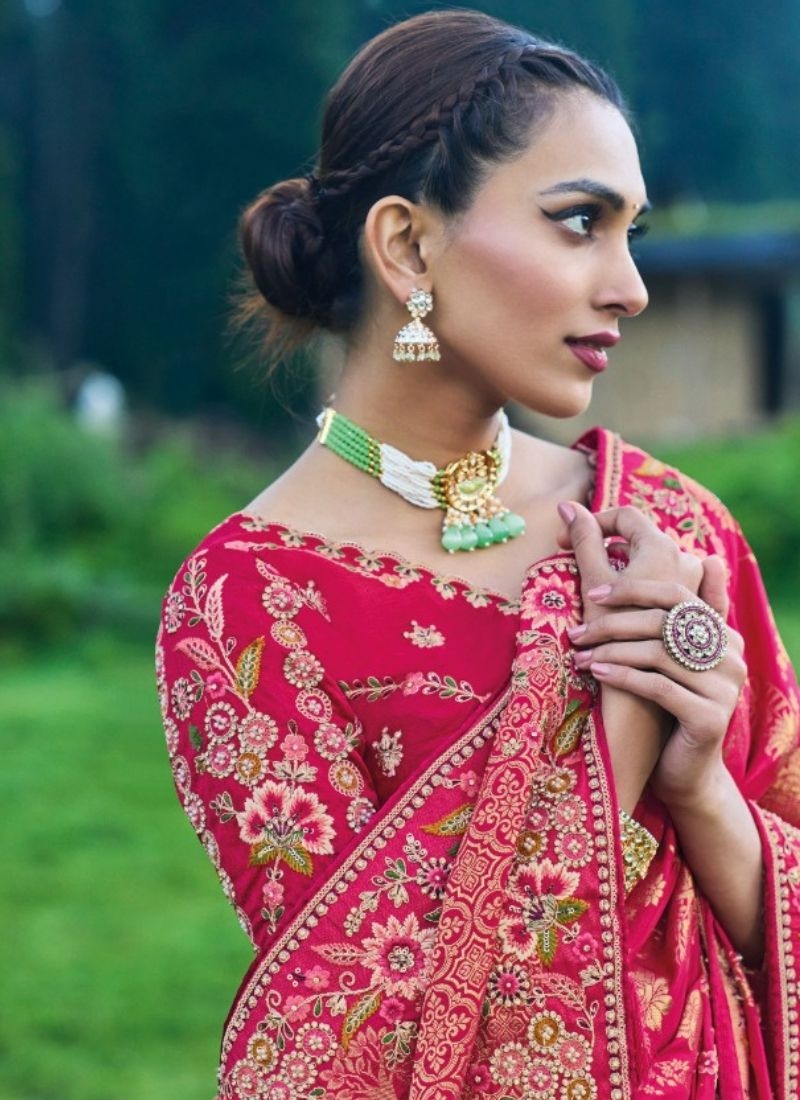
[565,332,620,374]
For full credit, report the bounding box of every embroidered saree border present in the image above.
[219,688,511,1066]
[755,807,800,1099]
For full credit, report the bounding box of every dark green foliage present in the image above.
[1,1,798,423]
[657,418,800,604]
[0,378,280,647]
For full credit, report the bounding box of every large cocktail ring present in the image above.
[662,599,728,672]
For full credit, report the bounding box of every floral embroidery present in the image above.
[487,963,530,1006]
[359,913,437,998]
[403,620,445,648]
[238,780,335,874]
[498,860,588,965]
[163,590,186,632]
[283,649,324,689]
[373,728,404,778]
[339,671,489,704]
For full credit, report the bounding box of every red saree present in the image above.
[156,429,800,1099]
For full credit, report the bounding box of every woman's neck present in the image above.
[332,343,504,468]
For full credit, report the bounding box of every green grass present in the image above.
[0,637,251,1100]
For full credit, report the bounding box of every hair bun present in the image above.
[239,178,338,325]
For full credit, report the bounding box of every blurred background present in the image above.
[1,1,799,1097]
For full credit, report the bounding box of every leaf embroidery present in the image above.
[176,636,222,671]
[341,991,381,1050]
[204,574,227,639]
[312,943,363,966]
[422,803,474,837]
[553,704,587,757]
[236,637,265,698]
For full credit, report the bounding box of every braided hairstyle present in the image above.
[238,9,627,357]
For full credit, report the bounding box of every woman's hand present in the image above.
[560,503,747,810]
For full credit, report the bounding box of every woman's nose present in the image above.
[597,250,649,318]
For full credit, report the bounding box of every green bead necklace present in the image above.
[316,408,526,553]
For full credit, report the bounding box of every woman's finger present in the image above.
[584,505,673,548]
[568,609,666,647]
[575,638,745,693]
[698,554,730,618]
[557,501,613,593]
[588,661,744,734]
[586,577,699,611]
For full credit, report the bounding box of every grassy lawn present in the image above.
[0,637,251,1100]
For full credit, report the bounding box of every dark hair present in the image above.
[237,9,627,357]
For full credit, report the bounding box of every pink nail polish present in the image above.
[557,501,576,524]
[590,662,612,676]
[586,584,612,600]
[567,624,587,640]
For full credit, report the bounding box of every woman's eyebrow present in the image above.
[539,177,652,214]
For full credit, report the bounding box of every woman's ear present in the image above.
[362,196,444,306]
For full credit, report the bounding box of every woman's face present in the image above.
[431,90,650,418]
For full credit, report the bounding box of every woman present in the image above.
[156,10,800,1098]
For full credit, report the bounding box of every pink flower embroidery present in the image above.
[490,1042,530,1087]
[361,913,436,999]
[499,860,587,964]
[280,732,308,762]
[163,590,186,633]
[459,770,480,798]
[314,722,357,760]
[573,931,598,960]
[466,1062,499,1092]
[261,579,302,619]
[206,741,234,778]
[303,965,330,992]
[230,1060,265,1098]
[205,670,227,700]
[415,857,451,899]
[240,712,278,753]
[401,672,426,696]
[378,996,410,1025]
[262,878,284,909]
[238,780,335,870]
[283,650,324,689]
[283,994,311,1024]
[296,1021,336,1062]
[171,677,194,720]
[282,1051,316,1088]
[553,795,586,829]
[487,963,530,1005]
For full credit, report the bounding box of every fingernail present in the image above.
[557,501,576,524]
[574,649,594,666]
[566,624,587,640]
[586,584,612,600]
[590,662,612,677]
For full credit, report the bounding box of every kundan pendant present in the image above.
[433,446,526,553]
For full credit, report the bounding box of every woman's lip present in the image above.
[566,341,609,373]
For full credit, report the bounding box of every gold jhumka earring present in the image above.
[392,288,441,362]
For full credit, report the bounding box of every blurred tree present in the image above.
[1,0,798,428]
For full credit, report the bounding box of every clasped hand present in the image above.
[558,502,747,811]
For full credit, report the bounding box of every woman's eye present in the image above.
[560,211,598,237]
[628,222,649,243]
